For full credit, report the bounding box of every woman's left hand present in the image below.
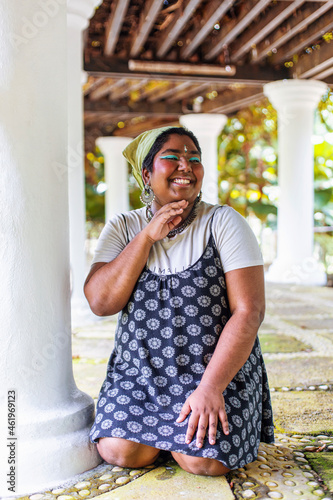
[176,383,229,448]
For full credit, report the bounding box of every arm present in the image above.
[177,265,265,448]
[84,200,188,316]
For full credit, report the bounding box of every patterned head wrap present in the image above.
[122,126,177,191]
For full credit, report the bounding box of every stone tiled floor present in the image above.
[16,283,333,499]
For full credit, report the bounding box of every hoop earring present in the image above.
[140,184,155,205]
[140,184,155,221]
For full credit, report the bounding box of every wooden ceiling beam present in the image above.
[270,7,333,64]
[83,76,105,96]
[253,2,332,63]
[85,98,185,116]
[84,55,291,84]
[295,39,333,78]
[230,0,305,62]
[203,89,265,114]
[130,0,165,58]
[104,0,131,56]
[135,81,170,102]
[89,78,127,101]
[111,118,179,137]
[108,78,150,101]
[156,0,203,58]
[84,99,183,120]
[203,0,272,61]
[148,82,187,102]
[167,82,211,103]
[180,0,236,60]
[202,86,264,113]
[312,64,333,80]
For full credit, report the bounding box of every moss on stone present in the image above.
[305,453,333,492]
[271,391,333,435]
[259,333,312,353]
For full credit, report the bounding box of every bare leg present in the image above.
[97,437,160,468]
[171,451,230,476]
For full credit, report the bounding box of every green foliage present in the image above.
[218,99,278,224]
[85,148,105,222]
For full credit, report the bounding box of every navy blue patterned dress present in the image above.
[90,210,274,469]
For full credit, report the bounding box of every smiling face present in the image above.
[142,134,204,209]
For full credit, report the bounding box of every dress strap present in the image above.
[121,213,130,244]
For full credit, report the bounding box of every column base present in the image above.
[2,392,101,497]
[265,258,327,286]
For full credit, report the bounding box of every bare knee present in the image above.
[171,452,229,476]
[97,437,159,468]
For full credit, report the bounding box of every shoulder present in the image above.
[103,208,146,234]
[209,204,264,272]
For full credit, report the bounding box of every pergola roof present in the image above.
[83,0,333,149]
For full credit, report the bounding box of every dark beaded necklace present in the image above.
[146,193,202,238]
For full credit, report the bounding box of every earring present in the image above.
[140,184,155,205]
[197,191,202,203]
[140,184,155,221]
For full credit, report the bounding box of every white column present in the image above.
[96,137,131,221]
[0,2,99,496]
[264,79,328,285]
[180,114,227,205]
[67,0,102,308]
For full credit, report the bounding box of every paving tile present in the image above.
[264,356,333,388]
[271,391,333,434]
[95,464,234,500]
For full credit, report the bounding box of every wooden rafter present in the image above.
[156,0,203,58]
[89,78,127,101]
[296,40,333,78]
[108,78,150,102]
[147,82,180,103]
[180,0,236,60]
[167,82,212,103]
[230,0,306,62]
[135,81,170,101]
[84,98,184,116]
[84,56,290,84]
[104,0,131,56]
[270,8,333,64]
[203,0,272,61]
[130,0,165,57]
[203,88,265,114]
[253,1,333,63]
[83,76,105,96]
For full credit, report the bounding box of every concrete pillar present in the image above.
[96,137,131,221]
[67,0,102,308]
[180,114,227,204]
[264,79,328,285]
[0,1,99,496]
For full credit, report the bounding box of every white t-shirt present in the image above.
[91,202,263,275]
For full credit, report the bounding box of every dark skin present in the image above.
[84,134,265,475]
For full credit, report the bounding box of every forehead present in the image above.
[157,134,199,153]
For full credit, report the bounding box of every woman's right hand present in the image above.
[142,199,188,242]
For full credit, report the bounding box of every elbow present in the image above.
[84,287,121,317]
[249,304,265,330]
[233,303,265,332]
[84,285,109,317]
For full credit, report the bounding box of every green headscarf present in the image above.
[122,126,178,191]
